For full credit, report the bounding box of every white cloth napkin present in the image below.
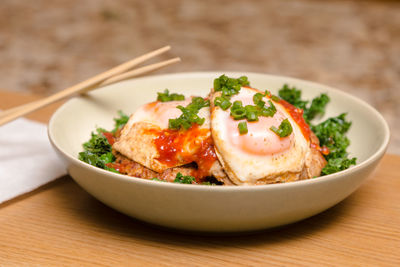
[0,117,66,204]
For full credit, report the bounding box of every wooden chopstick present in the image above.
[0,46,180,126]
[101,57,181,86]
[0,57,180,120]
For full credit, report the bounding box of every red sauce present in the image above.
[150,124,217,182]
[278,99,311,142]
[278,99,330,155]
[102,132,116,145]
[311,143,330,155]
[106,162,124,172]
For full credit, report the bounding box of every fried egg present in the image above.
[112,97,213,173]
[211,86,312,185]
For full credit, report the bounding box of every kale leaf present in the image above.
[321,157,357,175]
[278,85,356,176]
[79,112,129,173]
[311,113,356,174]
[112,110,129,133]
[311,113,352,160]
[278,84,308,111]
[78,128,116,170]
[304,93,330,122]
[81,128,111,156]
[174,172,196,184]
[278,84,330,122]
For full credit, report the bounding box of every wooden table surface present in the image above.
[0,91,399,266]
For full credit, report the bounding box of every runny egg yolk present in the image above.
[227,112,292,155]
[226,95,292,156]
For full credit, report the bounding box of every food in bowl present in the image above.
[79,75,356,185]
[49,72,389,231]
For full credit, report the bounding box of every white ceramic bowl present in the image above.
[48,72,390,232]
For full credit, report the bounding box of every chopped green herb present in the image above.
[79,112,129,173]
[271,95,281,102]
[213,75,279,134]
[157,89,185,102]
[270,119,293,138]
[112,110,129,133]
[244,105,259,121]
[238,121,248,135]
[79,129,115,168]
[304,93,330,122]
[230,100,246,120]
[231,100,244,110]
[228,90,277,135]
[321,157,357,175]
[231,108,246,120]
[253,93,265,107]
[278,84,330,122]
[214,96,232,110]
[213,74,249,97]
[278,82,356,175]
[81,129,111,156]
[278,84,308,110]
[311,113,354,161]
[261,100,277,117]
[168,97,210,130]
[174,172,196,184]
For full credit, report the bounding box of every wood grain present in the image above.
[0,91,399,266]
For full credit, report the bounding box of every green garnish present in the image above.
[230,100,252,120]
[244,105,259,121]
[78,129,116,171]
[311,113,351,159]
[253,93,265,107]
[278,84,356,175]
[271,95,281,102]
[321,157,357,175]
[262,100,277,117]
[213,75,250,118]
[214,74,249,97]
[311,113,356,174]
[174,172,196,184]
[214,76,278,135]
[79,112,129,173]
[214,96,232,110]
[231,100,244,111]
[278,84,329,122]
[112,110,129,133]
[270,118,293,137]
[238,121,248,135]
[230,98,276,123]
[157,89,185,102]
[278,84,308,110]
[168,97,210,130]
[304,93,330,122]
[231,108,246,120]
[229,94,277,134]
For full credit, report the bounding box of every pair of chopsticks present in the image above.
[0,46,180,126]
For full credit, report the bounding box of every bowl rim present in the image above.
[48,71,391,192]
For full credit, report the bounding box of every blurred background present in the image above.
[1,0,399,153]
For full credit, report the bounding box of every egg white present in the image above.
[211,87,310,185]
[113,98,211,172]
